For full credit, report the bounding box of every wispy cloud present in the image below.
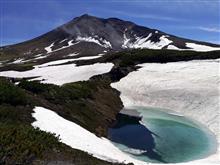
[127,0,220,13]
[2,15,67,29]
[163,25,220,33]
[197,27,220,33]
[100,9,182,22]
[120,12,180,21]
[208,40,220,44]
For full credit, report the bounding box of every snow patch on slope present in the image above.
[10,58,26,64]
[53,40,78,52]
[59,38,68,43]
[76,36,112,48]
[12,58,25,64]
[186,43,220,52]
[122,33,220,51]
[38,59,77,67]
[66,52,79,57]
[9,58,33,64]
[72,55,101,61]
[132,33,153,48]
[122,34,172,49]
[44,40,81,54]
[167,45,182,50]
[38,56,102,67]
[121,30,131,48]
[45,42,55,53]
[34,55,49,60]
[32,106,147,164]
[0,62,113,85]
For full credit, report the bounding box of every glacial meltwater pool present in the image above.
[108,107,217,163]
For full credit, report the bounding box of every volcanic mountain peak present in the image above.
[1,14,220,60]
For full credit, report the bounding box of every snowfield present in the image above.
[0,61,113,85]
[111,59,220,164]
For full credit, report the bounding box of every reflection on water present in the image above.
[108,107,217,163]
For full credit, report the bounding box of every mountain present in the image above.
[1,14,220,62]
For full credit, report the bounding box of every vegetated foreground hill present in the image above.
[0,77,124,165]
[0,48,220,164]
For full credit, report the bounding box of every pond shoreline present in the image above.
[108,106,218,164]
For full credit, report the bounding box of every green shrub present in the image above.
[103,49,220,67]
[19,80,94,102]
[0,78,28,105]
[0,123,60,164]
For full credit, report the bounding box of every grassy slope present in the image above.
[18,79,122,136]
[0,78,124,165]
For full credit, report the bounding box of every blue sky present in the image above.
[1,0,220,46]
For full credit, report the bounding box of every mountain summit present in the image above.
[1,14,220,58]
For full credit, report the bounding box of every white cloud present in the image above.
[198,27,220,33]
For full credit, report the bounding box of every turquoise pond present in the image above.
[108,107,217,163]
